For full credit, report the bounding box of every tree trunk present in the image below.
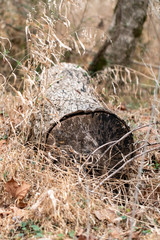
[30,63,134,176]
[88,0,149,73]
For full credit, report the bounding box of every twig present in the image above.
[79,123,160,176]
[131,60,160,70]
[98,141,160,181]
[93,145,160,192]
[129,65,160,240]
[93,122,158,162]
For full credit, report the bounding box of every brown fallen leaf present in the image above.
[16,199,28,209]
[15,181,31,200]
[0,206,27,220]
[5,178,19,198]
[5,178,30,201]
[118,103,127,111]
[78,235,86,240]
[10,206,27,219]
[94,208,117,223]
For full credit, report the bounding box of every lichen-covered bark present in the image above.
[30,63,106,142]
[88,0,149,72]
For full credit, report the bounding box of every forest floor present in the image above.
[0,0,160,239]
[0,88,160,240]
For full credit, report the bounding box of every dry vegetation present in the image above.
[0,0,160,239]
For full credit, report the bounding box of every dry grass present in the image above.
[0,0,160,239]
[0,97,160,239]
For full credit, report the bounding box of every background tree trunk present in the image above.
[88,0,149,73]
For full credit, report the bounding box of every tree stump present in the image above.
[31,63,134,176]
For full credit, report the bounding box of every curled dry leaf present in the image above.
[16,199,28,209]
[5,178,30,201]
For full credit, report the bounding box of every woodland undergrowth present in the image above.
[0,0,160,239]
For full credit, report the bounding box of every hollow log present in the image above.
[31,63,134,176]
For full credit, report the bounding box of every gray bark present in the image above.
[29,63,134,176]
[88,0,149,72]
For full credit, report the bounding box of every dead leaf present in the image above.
[15,181,31,200]
[5,178,19,198]
[5,178,30,201]
[118,103,127,111]
[94,208,117,223]
[16,199,28,209]
[78,235,86,240]
[0,206,27,220]
[10,206,27,219]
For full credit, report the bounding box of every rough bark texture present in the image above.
[30,63,134,176]
[88,0,149,72]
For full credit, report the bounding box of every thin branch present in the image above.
[131,60,160,70]
[93,145,160,192]
[129,65,160,240]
